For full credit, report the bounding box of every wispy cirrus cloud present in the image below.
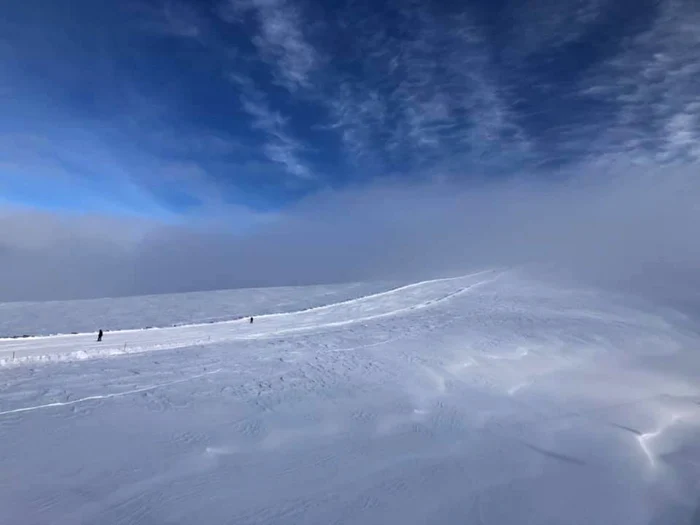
[582,0,700,163]
[217,0,534,180]
[219,0,321,180]
[325,84,389,173]
[5,0,699,221]
[221,0,321,92]
[321,3,532,177]
[231,74,313,179]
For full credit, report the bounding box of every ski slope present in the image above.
[0,269,699,524]
[0,280,399,338]
[0,271,497,364]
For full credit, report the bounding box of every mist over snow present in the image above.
[2,161,699,315]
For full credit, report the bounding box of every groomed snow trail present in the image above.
[0,270,499,364]
[0,280,401,338]
[0,270,699,525]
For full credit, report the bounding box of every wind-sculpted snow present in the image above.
[0,269,698,524]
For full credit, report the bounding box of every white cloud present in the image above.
[584,0,700,163]
[262,141,310,179]
[665,111,700,160]
[323,5,531,175]
[2,161,700,312]
[222,0,320,91]
[325,83,388,169]
[216,0,542,179]
[233,75,313,179]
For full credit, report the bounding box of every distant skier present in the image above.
[250,317,254,324]
[97,329,103,342]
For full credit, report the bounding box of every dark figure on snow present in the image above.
[250,317,254,324]
[97,329,103,342]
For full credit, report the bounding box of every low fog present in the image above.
[1,162,699,312]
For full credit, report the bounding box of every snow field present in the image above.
[0,269,699,524]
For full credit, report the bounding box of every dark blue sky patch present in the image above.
[1,0,698,214]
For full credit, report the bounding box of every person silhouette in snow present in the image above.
[97,329,103,342]
[250,317,254,324]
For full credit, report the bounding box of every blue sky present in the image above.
[2,0,699,219]
[2,0,700,302]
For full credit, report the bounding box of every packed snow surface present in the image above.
[0,269,699,524]
[0,281,399,338]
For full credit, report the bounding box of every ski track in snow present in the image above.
[0,269,699,524]
[0,269,500,365]
[0,369,222,417]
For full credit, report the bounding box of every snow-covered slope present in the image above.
[0,280,399,338]
[0,271,497,364]
[0,269,699,524]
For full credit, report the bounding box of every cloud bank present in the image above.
[2,161,698,315]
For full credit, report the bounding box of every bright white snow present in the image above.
[0,280,399,338]
[0,269,699,524]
